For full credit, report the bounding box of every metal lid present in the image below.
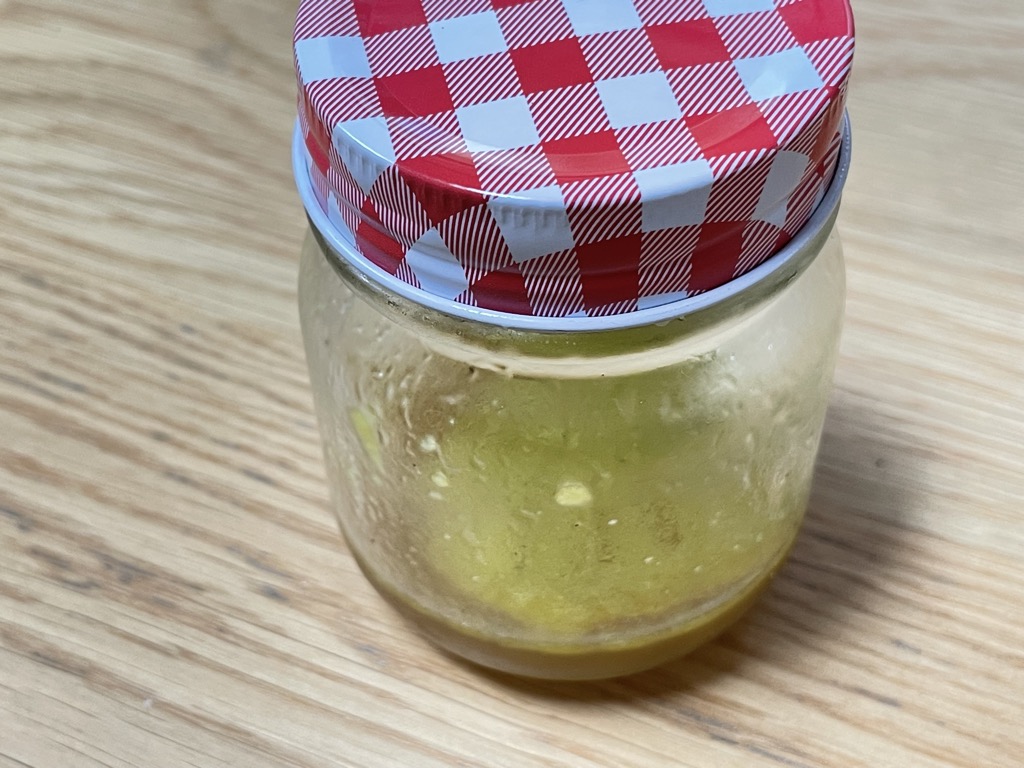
[293,0,854,319]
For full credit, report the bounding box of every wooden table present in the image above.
[2,1,1022,766]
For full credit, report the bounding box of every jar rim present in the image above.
[294,115,850,332]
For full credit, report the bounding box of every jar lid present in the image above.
[293,0,854,319]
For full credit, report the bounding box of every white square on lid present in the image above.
[561,0,643,35]
[634,160,714,232]
[702,0,774,17]
[295,35,372,81]
[406,229,470,300]
[596,71,681,130]
[457,96,541,152]
[734,48,824,101]
[334,117,396,193]
[489,185,576,264]
[753,150,809,227]
[429,11,508,64]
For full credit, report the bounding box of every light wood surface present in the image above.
[2,1,1022,766]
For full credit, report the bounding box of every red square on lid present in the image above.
[576,235,642,310]
[304,129,331,175]
[511,38,593,94]
[398,152,486,223]
[778,1,853,45]
[356,201,406,273]
[687,103,777,158]
[542,130,631,183]
[687,222,743,293]
[375,66,454,118]
[646,19,731,69]
[472,267,535,315]
[354,0,428,36]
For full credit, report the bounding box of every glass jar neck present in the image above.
[311,217,837,378]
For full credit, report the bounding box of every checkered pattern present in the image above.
[294,0,854,317]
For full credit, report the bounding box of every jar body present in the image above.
[299,228,845,679]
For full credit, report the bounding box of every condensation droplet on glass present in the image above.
[431,471,450,488]
[419,435,439,452]
[644,556,655,565]
[607,518,619,526]
[693,564,704,574]
[428,490,444,501]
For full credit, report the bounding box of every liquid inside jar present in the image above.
[299,230,845,679]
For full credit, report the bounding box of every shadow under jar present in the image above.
[291,0,855,679]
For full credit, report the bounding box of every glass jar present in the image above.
[297,131,848,680]
[291,0,854,679]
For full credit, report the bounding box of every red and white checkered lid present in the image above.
[294,0,854,319]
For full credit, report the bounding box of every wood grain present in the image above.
[1,1,1022,766]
